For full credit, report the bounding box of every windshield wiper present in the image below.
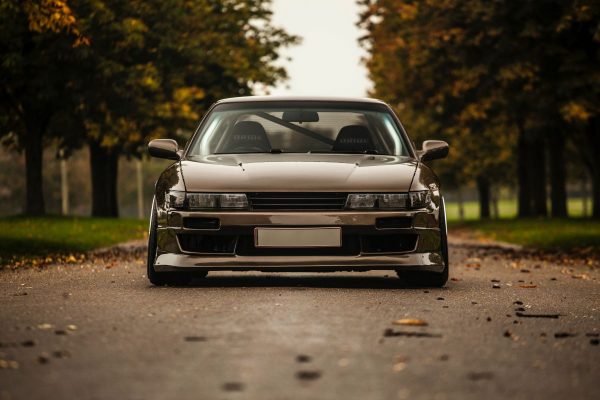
[255,112,335,146]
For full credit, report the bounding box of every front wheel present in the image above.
[147,200,202,286]
[396,197,449,287]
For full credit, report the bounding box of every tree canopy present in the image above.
[0,0,298,216]
[359,0,600,218]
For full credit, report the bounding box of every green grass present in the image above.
[449,218,600,251]
[0,216,147,264]
[446,198,591,221]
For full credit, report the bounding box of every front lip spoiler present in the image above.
[153,252,445,273]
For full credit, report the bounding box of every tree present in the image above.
[359,0,600,218]
[358,0,516,219]
[0,0,87,215]
[67,0,298,216]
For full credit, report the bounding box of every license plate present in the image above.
[254,227,342,248]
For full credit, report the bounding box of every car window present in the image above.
[187,106,409,156]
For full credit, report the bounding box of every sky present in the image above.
[268,0,371,97]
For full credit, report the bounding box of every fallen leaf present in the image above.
[296,354,311,363]
[222,382,245,392]
[337,358,350,367]
[37,353,50,364]
[516,312,559,319]
[296,370,322,381]
[519,284,537,288]
[52,350,71,359]
[467,371,494,381]
[37,323,53,330]
[392,362,406,372]
[184,336,206,342]
[571,274,590,280]
[0,359,19,369]
[554,332,576,338]
[393,319,428,327]
[384,329,441,338]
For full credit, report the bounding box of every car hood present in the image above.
[180,154,418,192]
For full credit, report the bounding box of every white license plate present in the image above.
[254,227,342,248]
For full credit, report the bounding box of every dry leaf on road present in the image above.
[393,319,428,326]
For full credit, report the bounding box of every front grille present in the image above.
[247,192,348,210]
[178,234,237,254]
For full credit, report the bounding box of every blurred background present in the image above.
[0,0,598,223]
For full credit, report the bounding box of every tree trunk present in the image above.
[89,140,119,217]
[593,174,600,219]
[530,137,548,217]
[23,117,46,215]
[581,178,588,217]
[517,125,532,217]
[590,119,600,219]
[491,187,499,219]
[548,129,567,217]
[476,176,490,219]
[457,188,465,221]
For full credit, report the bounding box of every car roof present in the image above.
[216,95,388,105]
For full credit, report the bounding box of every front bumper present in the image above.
[154,210,444,273]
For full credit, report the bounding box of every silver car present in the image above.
[147,96,449,286]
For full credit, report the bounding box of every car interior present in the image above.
[187,107,409,157]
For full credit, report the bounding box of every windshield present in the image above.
[186,104,410,156]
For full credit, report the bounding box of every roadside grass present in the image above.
[449,218,600,251]
[0,216,147,265]
[446,198,590,221]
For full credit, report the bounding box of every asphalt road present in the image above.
[0,239,599,400]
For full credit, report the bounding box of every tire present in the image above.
[397,197,449,287]
[147,199,201,286]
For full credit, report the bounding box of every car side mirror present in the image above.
[420,140,449,162]
[148,139,180,160]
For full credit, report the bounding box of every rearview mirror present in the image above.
[148,139,180,160]
[282,110,319,123]
[420,140,449,162]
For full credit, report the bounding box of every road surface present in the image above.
[0,238,599,400]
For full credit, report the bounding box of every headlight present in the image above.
[408,190,431,209]
[218,194,249,208]
[166,190,186,209]
[345,194,377,209]
[187,193,218,209]
[378,193,409,209]
[345,191,430,210]
[182,193,249,209]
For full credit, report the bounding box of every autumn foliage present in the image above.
[359,0,600,218]
[0,0,297,216]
